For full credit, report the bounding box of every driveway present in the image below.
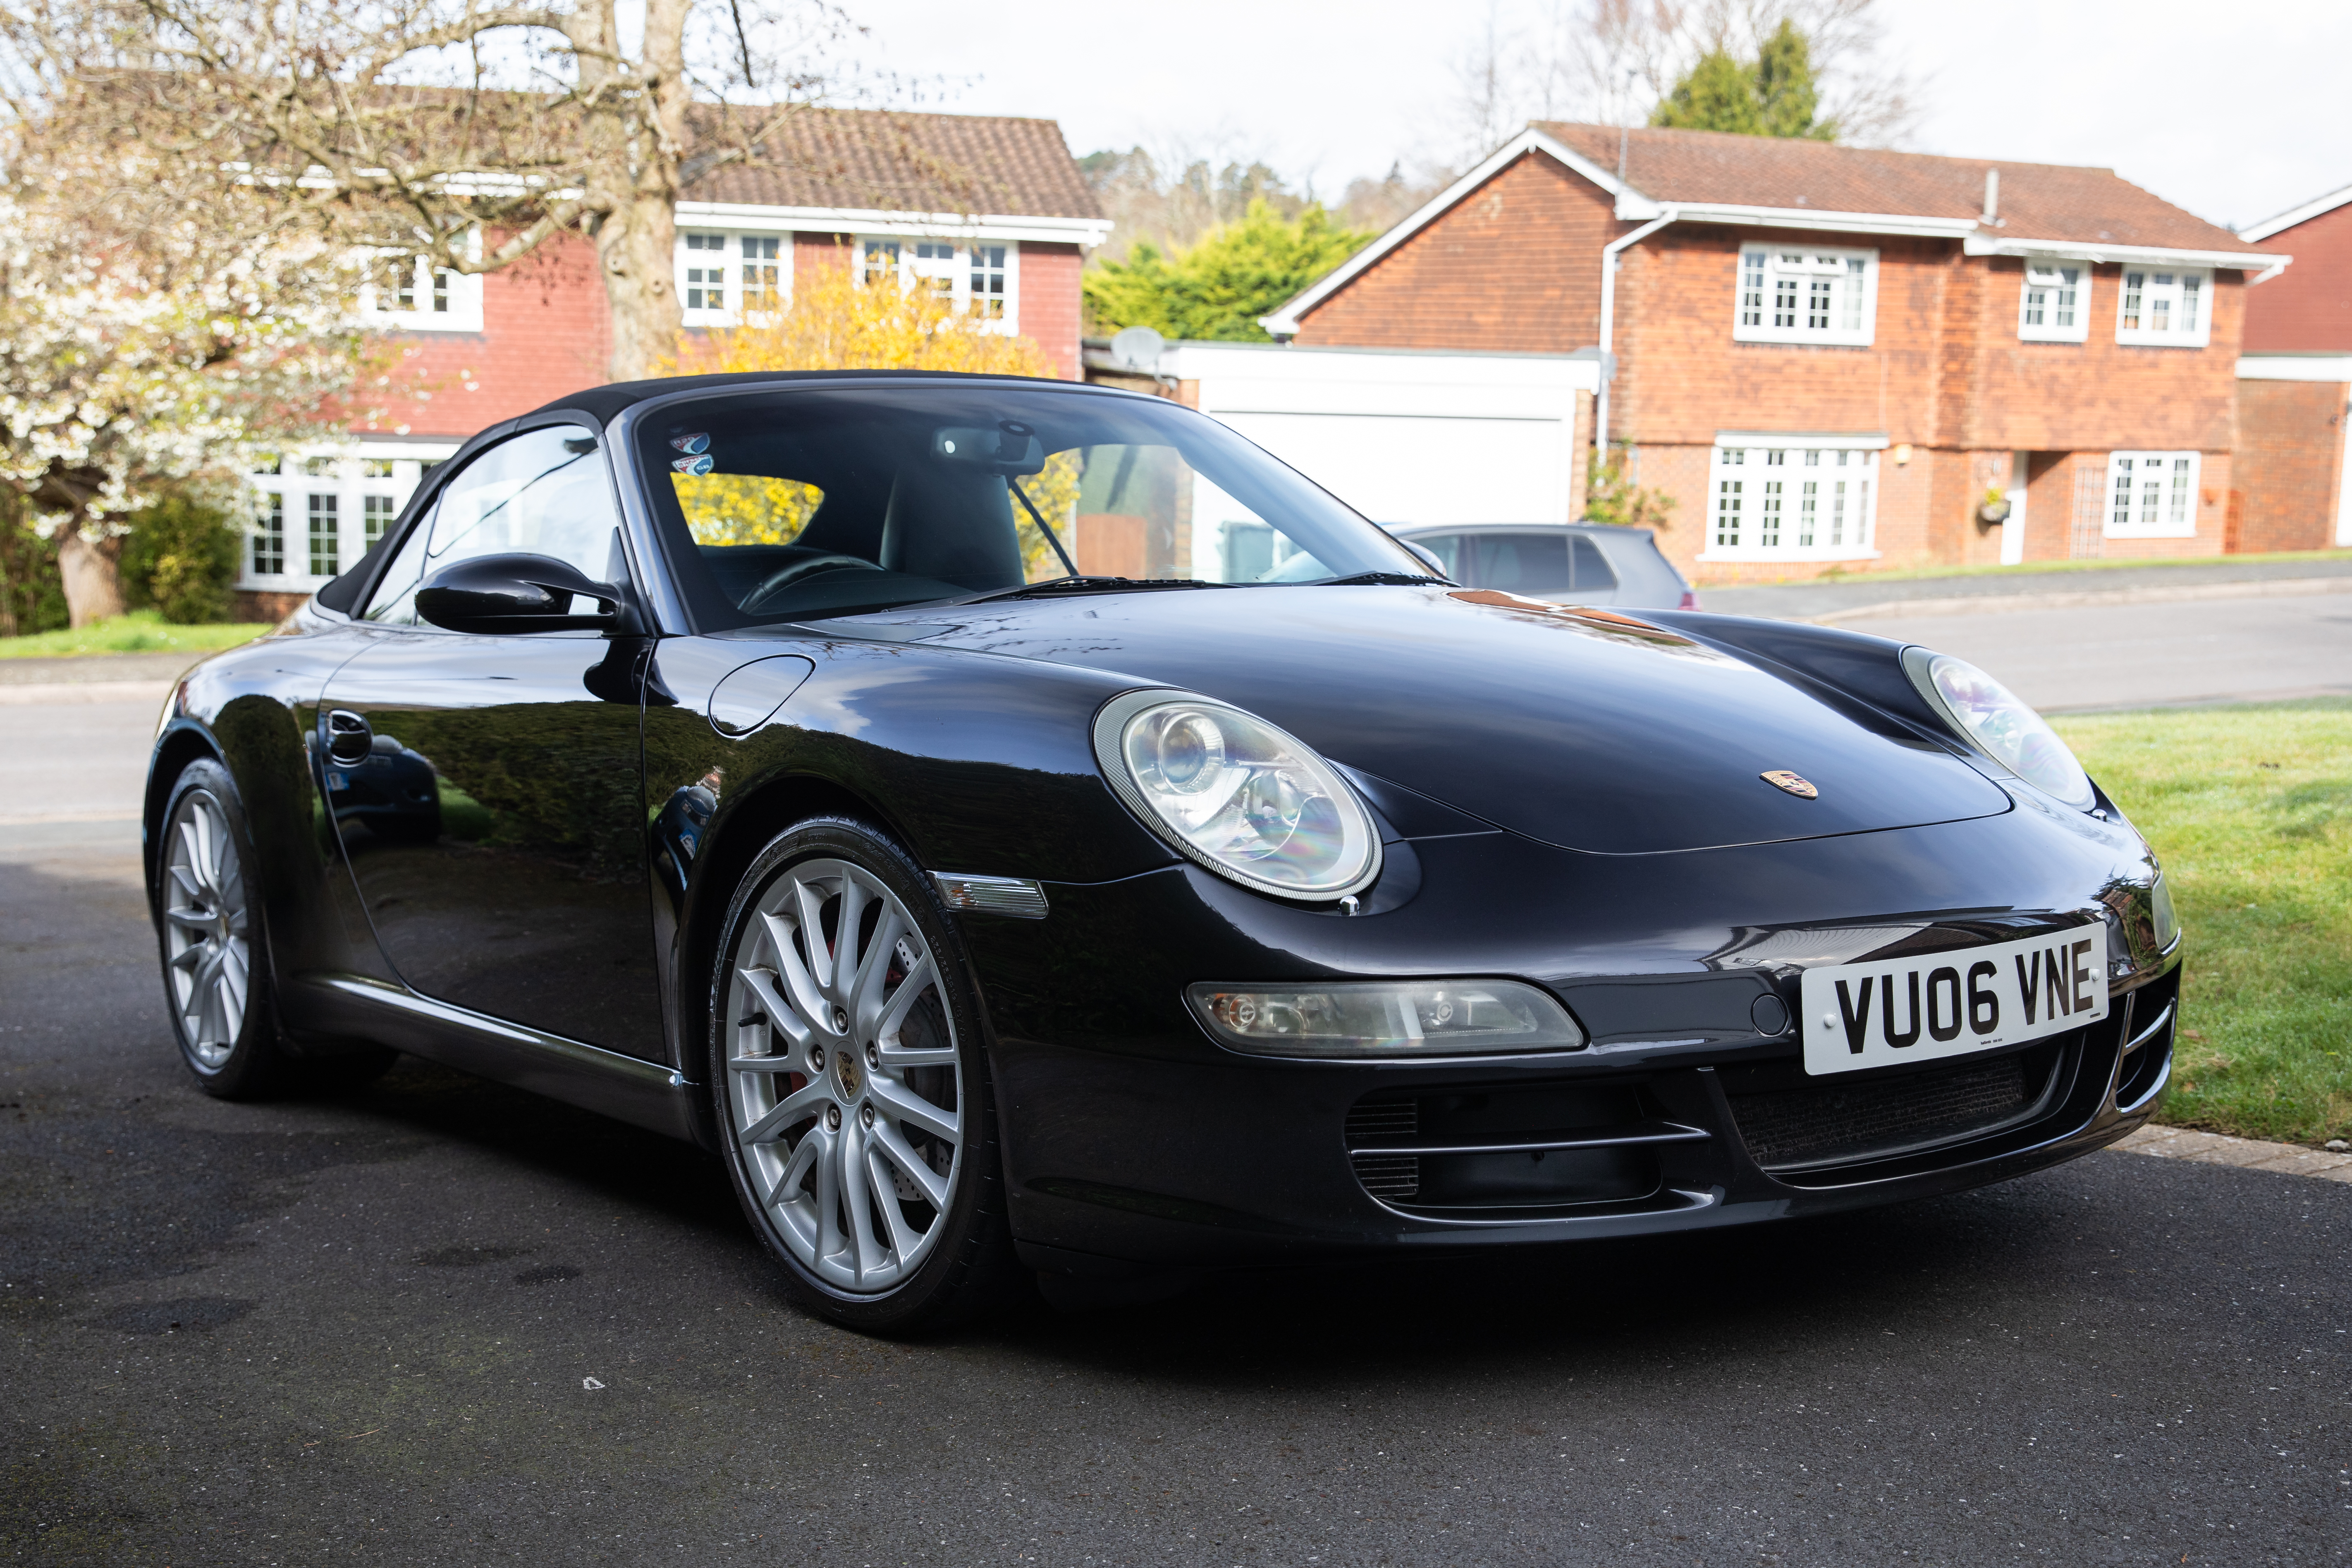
[2,676,2347,1566]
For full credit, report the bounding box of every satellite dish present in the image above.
[1109,325,1165,373]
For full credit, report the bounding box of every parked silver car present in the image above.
[1392,523,1699,610]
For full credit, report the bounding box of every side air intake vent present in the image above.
[1346,1100,1420,1198]
[1343,1083,1706,1215]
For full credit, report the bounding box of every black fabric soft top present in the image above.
[525,367,1110,428]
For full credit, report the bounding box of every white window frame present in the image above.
[1733,245,1878,347]
[1699,435,1885,563]
[676,229,794,328]
[2017,258,2089,344]
[359,237,486,333]
[860,234,1021,334]
[240,442,461,591]
[2102,451,2201,538]
[2114,266,2211,349]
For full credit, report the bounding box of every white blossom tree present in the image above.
[0,117,365,624]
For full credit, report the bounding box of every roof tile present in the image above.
[684,107,1100,221]
[1535,122,2262,256]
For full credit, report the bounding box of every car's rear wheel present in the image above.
[710,817,1017,1334]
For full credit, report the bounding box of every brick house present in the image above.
[239,109,1108,617]
[2233,183,2352,551]
[1262,124,2286,583]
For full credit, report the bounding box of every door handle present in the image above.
[325,709,374,766]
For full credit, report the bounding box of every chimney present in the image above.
[1981,168,2001,227]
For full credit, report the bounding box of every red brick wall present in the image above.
[1613,227,1945,447]
[2244,200,2352,353]
[2235,379,2350,552]
[1294,153,1621,351]
[351,233,612,441]
[1018,242,1085,379]
[1959,258,2242,453]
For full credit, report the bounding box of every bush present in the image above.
[120,492,242,624]
[1582,446,1678,531]
[0,495,69,637]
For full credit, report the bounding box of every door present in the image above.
[319,424,664,1058]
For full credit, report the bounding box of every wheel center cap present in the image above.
[834,1051,862,1099]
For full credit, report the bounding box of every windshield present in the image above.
[636,381,1434,626]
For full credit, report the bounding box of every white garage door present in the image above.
[1213,411,1568,527]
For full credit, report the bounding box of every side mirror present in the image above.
[414,552,627,635]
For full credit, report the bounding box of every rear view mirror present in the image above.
[414,552,626,634]
[932,424,1045,476]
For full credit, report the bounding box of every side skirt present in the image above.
[289,973,704,1145]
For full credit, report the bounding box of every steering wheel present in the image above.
[740,553,883,613]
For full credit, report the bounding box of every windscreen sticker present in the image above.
[670,433,710,455]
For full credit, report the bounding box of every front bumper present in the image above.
[957,808,2180,1272]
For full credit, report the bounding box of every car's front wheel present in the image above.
[710,817,1017,1334]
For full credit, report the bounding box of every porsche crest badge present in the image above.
[1761,770,1819,799]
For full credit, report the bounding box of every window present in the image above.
[635,385,1427,627]
[859,236,1020,330]
[678,231,793,325]
[363,492,396,548]
[2115,268,2210,348]
[362,250,484,332]
[1474,533,1573,595]
[241,446,456,590]
[911,241,957,306]
[253,494,284,576]
[1704,441,1881,560]
[2103,451,2201,538]
[307,493,340,576]
[1733,247,1876,346]
[970,245,1008,320]
[2019,261,2087,343]
[682,232,727,313]
[741,235,782,317]
[366,426,624,627]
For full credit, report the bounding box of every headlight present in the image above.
[1187,980,1585,1058]
[1093,689,1381,899]
[2150,871,2179,950]
[1903,648,2096,809]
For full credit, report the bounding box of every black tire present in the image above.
[154,758,297,1099]
[708,815,1020,1335]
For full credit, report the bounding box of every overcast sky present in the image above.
[864,0,2347,234]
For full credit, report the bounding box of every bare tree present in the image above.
[0,0,902,382]
[1449,0,1918,153]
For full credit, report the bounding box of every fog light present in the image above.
[1186,980,1585,1059]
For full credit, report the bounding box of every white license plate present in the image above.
[1798,927,2108,1076]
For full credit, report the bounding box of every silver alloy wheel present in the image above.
[723,856,963,1294]
[163,790,250,1068]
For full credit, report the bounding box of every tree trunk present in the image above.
[56,529,126,628]
[574,0,691,383]
[597,186,684,382]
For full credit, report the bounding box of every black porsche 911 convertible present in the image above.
[145,370,2181,1332]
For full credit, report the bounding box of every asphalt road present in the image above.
[1852,590,2352,713]
[3,675,2349,1566]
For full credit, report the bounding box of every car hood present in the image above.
[844,585,2012,855]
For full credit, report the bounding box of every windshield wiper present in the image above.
[1318,570,1451,586]
[952,576,1240,607]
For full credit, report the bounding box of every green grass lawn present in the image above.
[0,610,275,659]
[2055,698,2352,1146]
